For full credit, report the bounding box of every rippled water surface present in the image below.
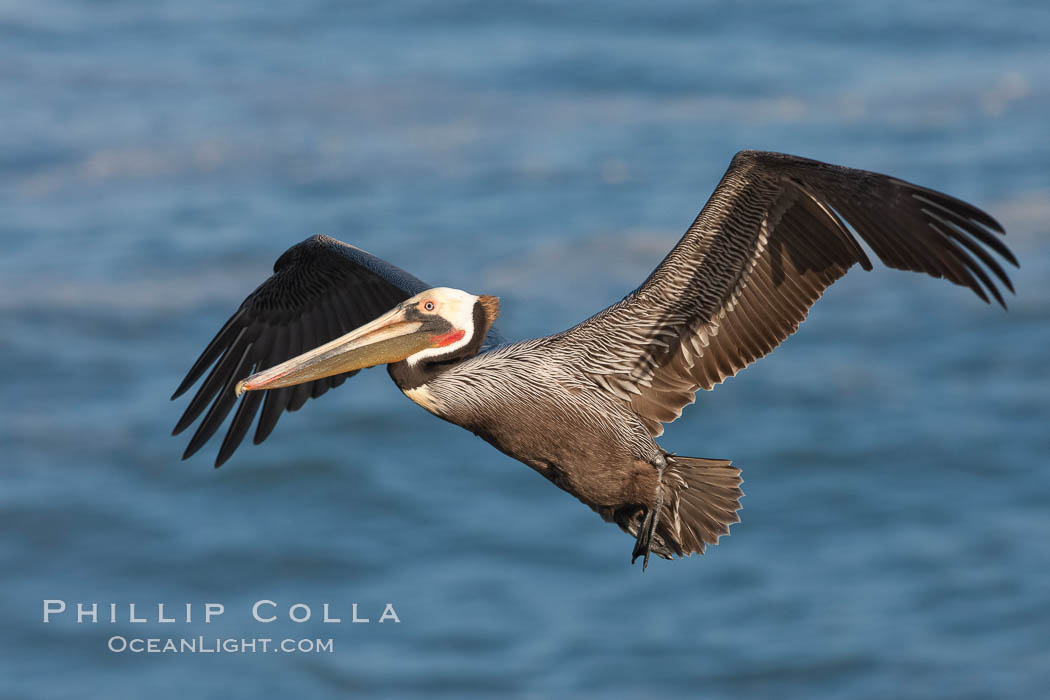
[2,1,1049,698]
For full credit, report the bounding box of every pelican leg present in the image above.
[631,488,663,571]
[631,455,668,570]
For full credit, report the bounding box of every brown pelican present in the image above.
[172,151,1016,568]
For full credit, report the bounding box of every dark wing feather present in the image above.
[172,235,429,466]
[563,150,1017,435]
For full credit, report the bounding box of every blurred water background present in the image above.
[2,1,1049,698]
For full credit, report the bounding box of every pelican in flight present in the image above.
[173,151,1016,568]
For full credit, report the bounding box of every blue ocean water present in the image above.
[2,1,1048,697]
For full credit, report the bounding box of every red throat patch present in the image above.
[432,329,466,347]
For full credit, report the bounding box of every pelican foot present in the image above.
[631,468,665,571]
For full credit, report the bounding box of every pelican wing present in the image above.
[565,150,1017,436]
[172,235,429,466]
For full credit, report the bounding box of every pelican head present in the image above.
[235,287,499,395]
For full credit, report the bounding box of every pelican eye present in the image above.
[423,300,436,312]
